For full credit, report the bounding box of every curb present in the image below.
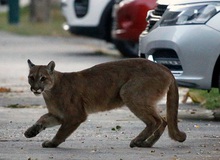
[213,109,220,120]
[159,103,220,121]
[178,109,214,120]
[178,109,220,121]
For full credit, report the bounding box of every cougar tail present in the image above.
[167,78,186,142]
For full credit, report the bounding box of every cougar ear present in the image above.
[47,61,55,73]
[27,59,35,69]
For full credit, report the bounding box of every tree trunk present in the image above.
[30,0,51,22]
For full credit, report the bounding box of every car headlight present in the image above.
[160,3,220,26]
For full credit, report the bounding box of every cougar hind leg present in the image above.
[120,79,168,148]
[129,107,167,148]
[143,116,167,147]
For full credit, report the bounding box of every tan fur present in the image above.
[24,58,186,148]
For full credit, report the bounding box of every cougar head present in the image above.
[27,59,55,96]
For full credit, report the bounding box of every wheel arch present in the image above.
[98,0,114,42]
[212,54,220,88]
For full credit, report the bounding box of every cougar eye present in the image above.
[28,75,34,81]
[40,76,47,82]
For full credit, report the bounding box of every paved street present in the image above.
[0,31,220,160]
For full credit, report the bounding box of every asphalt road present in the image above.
[0,31,220,160]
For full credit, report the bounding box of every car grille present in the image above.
[147,4,168,31]
[151,49,183,75]
[74,0,89,18]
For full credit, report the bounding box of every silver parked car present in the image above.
[139,0,220,90]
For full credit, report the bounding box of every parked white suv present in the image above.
[139,0,220,90]
[61,0,114,42]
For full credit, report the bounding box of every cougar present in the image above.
[24,58,186,148]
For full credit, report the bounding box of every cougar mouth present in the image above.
[31,88,43,96]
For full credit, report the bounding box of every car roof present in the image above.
[157,0,220,5]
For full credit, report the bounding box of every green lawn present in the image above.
[0,5,70,36]
[189,88,220,110]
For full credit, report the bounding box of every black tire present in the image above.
[0,0,8,5]
[113,39,139,58]
[218,71,220,93]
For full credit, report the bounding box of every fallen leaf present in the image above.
[116,125,121,130]
[0,87,11,93]
[111,125,122,131]
[194,124,200,128]
[151,150,155,153]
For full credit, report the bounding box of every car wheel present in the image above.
[113,39,139,58]
[0,0,8,5]
[218,71,220,92]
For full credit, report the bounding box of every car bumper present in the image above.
[61,21,100,38]
[139,25,220,89]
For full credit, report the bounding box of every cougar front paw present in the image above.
[24,124,44,138]
[42,140,58,148]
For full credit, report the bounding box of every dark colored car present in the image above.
[112,0,156,57]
